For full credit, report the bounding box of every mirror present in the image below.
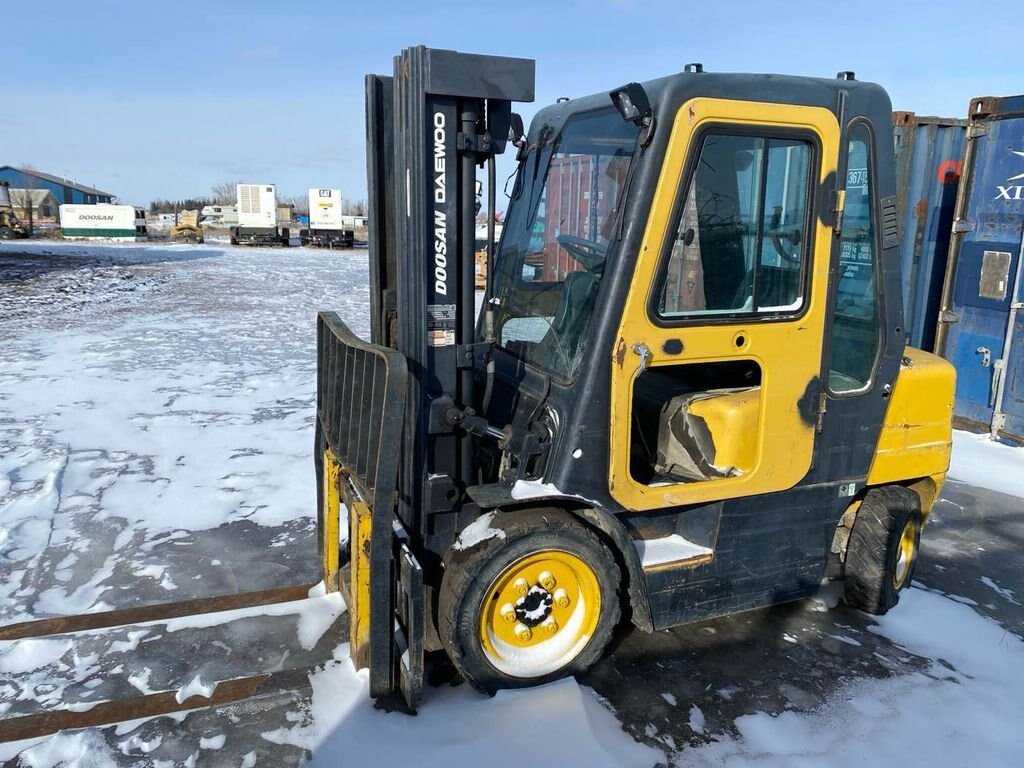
[509,113,525,147]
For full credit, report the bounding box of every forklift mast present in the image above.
[365,47,535,553]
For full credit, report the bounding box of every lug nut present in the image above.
[538,571,556,590]
[543,618,558,634]
[500,603,517,623]
[553,588,570,608]
[513,578,529,596]
[515,623,533,641]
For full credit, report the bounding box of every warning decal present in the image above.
[426,303,457,348]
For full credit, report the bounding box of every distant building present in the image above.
[341,215,367,229]
[0,166,115,205]
[9,188,60,223]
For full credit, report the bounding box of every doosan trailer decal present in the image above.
[60,205,148,241]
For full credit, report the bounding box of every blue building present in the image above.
[0,166,115,205]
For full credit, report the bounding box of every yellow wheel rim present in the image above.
[478,550,601,679]
[893,519,918,589]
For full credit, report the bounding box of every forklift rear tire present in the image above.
[0,226,14,240]
[843,486,921,615]
[438,508,621,695]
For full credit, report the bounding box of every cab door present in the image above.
[609,98,841,511]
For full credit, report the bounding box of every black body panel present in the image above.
[640,484,847,629]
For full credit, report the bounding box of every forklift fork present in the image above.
[315,311,423,709]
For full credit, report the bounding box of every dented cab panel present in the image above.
[867,346,956,513]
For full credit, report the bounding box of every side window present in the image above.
[658,133,813,318]
[828,124,880,392]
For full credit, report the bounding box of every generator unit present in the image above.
[301,188,355,248]
[230,184,291,246]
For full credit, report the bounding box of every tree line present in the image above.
[150,183,368,216]
[148,197,216,213]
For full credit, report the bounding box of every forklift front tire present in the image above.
[843,486,922,615]
[438,508,622,695]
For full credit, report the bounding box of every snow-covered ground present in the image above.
[948,429,1024,497]
[0,241,370,624]
[2,241,1023,766]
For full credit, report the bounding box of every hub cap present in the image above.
[479,550,601,678]
[893,519,917,589]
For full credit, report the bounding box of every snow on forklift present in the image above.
[315,47,956,709]
[0,181,30,240]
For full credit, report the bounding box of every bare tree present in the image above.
[8,172,41,236]
[342,198,367,216]
[210,182,240,205]
[281,194,309,215]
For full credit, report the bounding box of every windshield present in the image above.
[491,108,640,380]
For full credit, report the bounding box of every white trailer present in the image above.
[231,184,291,246]
[302,188,354,248]
[60,204,148,241]
[200,204,239,227]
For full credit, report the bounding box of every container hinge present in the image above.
[991,411,1007,436]
[989,358,1004,408]
[938,310,960,324]
[966,124,989,140]
[951,219,975,234]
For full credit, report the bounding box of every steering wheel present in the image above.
[556,234,608,272]
[767,227,802,264]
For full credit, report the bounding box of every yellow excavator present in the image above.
[0,181,29,240]
[169,209,204,244]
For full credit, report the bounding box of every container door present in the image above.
[940,100,1024,434]
[892,113,966,351]
[609,98,840,511]
[997,241,1024,439]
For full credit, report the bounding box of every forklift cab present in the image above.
[486,83,902,509]
[318,49,954,708]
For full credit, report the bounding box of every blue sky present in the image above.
[6,0,1023,207]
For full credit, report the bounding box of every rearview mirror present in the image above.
[609,83,651,126]
[509,113,526,147]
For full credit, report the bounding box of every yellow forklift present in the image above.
[316,47,955,708]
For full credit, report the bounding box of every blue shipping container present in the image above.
[892,112,967,351]
[936,95,1024,441]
